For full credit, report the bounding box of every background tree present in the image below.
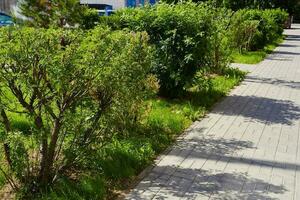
[19,0,99,28]
[161,0,300,14]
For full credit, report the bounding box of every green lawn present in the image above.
[231,37,284,64]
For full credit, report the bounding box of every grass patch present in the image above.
[39,175,106,200]
[99,67,246,197]
[231,37,284,64]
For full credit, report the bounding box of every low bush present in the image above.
[0,26,153,197]
[230,8,288,51]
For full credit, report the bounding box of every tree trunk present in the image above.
[0,109,12,168]
[35,115,50,187]
[46,119,61,179]
[38,117,61,186]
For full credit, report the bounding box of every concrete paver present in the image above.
[126,25,300,200]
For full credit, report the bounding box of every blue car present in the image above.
[0,12,13,26]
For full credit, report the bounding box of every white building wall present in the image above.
[0,0,17,13]
[80,0,126,9]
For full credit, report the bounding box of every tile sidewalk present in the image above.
[126,25,300,200]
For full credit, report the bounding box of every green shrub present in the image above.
[263,9,289,35]
[231,9,288,51]
[103,3,223,97]
[80,8,100,29]
[19,0,99,28]
[230,11,260,52]
[207,6,233,72]
[0,26,153,196]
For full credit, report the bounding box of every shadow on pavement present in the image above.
[129,136,288,199]
[245,75,300,90]
[131,167,286,199]
[213,95,300,125]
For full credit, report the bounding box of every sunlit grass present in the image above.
[99,67,246,197]
[231,37,284,64]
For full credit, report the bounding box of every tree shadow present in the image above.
[174,133,254,157]
[245,75,300,90]
[277,43,299,48]
[284,38,300,41]
[283,34,300,41]
[270,50,300,56]
[264,37,300,61]
[288,27,300,30]
[129,167,286,199]
[127,136,289,199]
[212,95,300,125]
[285,34,300,39]
[266,52,294,61]
[170,135,300,171]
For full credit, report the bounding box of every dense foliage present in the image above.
[162,0,300,14]
[103,2,233,97]
[102,2,287,97]
[19,0,99,28]
[0,26,153,196]
[230,8,288,51]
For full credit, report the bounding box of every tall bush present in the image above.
[230,8,288,51]
[0,26,152,195]
[103,2,231,97]
[206,5,233,72]
[230,10,260,52]
[263,9,289,35]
